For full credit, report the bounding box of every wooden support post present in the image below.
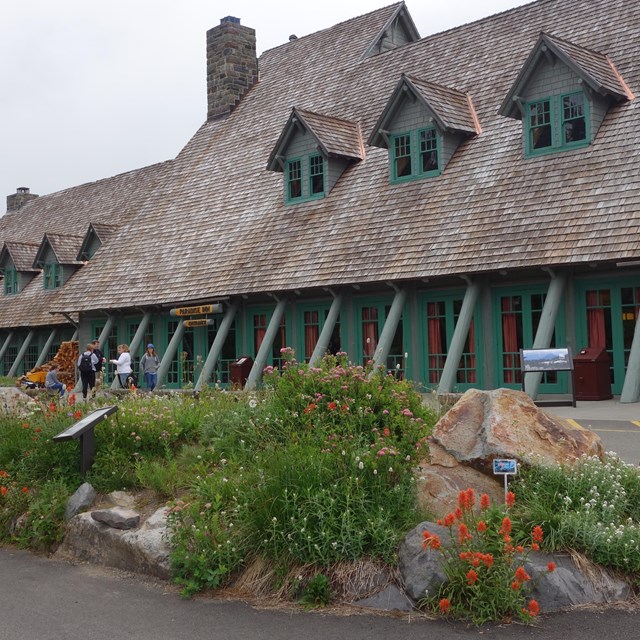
[35,328,58,368]
[245,298,288,390]
[368,288,407,377]
[621,311,640,403]
[308,294,343,367]
[155,320,185,390]
[8,330,35,377]
[438,281,480,395]
[524,272,567,400]
[195,300,238,391]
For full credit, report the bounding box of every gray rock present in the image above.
[65,482,96,520]
[55,507,171,579]
[398,521,450,602]
[355,585,414,612]
[0,388,37,418]
[91,507,140,530]
[526,552,630,612]
[107,491,137,509]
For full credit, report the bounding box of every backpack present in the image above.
[78,353,93,373]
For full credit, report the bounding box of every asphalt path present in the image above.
[2,547,640,640]
[567,419,640,465]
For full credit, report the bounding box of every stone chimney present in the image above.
[6,187,38,213]
[206,16,258,122]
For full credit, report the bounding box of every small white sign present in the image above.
[493,459,517,475]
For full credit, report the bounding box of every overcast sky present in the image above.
[0,0,531,211]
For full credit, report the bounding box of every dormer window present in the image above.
[44,262,63,289]
[500,33,634,158]
[268,108,363,204]
[390,127,441,182]
[369,74,480,184]
[526,91,588,155]
[3,268,18,295]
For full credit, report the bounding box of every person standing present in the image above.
[45,364,65,398]
[110,344,132,389]
[140,343,160,391]
[77,344,99,401]
[91,339,106,390]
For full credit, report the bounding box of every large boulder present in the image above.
[55,506,171,579]
[430,388,604,473]
[0,387,38,418]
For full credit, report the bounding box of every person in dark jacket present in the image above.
[91,339,106,390]
[77,344,99,400]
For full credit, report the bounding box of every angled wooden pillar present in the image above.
[437,280,480,395]
[245,297,288,390]
[309,293,343,367]
[155,319,185,390]
[0,331,15,365]
[368,288,407,378]
[195,301,238,391]
[76,315,117,393]
[621,311,640,403]
[70,329,79,342]
[8,330,35,377]
[35,328,58,367]
[524,271,567,400]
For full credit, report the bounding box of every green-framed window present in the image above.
[43,262,63,289]
[309,154,325,197]
[492,287,566,393]
[355,299,406,377]
[250,307,290,371]
[575,279,640,394]
[420,293,480,391]
[390,127,441,183]
[526,91,588,156]
[3,268,18,295]
[286,159,302,201]
[295,303,341,362]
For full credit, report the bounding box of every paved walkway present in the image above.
[545,398,640,465]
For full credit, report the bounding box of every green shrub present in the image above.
[299,573,332,608]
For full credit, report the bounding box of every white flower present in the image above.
[358,461,364,470]
[249,399,258,409]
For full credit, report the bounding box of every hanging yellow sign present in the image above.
[170,303,223,317]
[184,319,214,328]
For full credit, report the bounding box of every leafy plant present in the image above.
[299,573,333,608]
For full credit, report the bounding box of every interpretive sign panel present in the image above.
[520,347,573,372]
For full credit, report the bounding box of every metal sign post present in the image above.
[53,406,118,475]
[492,458,518,504]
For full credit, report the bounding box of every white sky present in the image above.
[0,0,531,210]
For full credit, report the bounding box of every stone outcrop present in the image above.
[91,507,140,530]
[0,387,37,418]
[397,521,630,612]
[417,388,604,517]
[64,482,96,520]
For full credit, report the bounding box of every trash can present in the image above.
[230,357,253,387]
[573,347,612,400]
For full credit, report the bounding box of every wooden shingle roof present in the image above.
[5,0,638,319]
[34,233,85,267]
[0,241,40,272]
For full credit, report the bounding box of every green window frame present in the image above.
[3,268,18,295]
[286,158,302,202]
[309,154,325,197]
[43,263,62,289]
[526,91,588,156]
[391,128,441,183]
[418,127,440,176]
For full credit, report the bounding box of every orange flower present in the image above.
[0,486,8,496]
[499,517,512,536]
[476,520,487,533]
[35,427,42,433]
[547,561,556,572]
[531,543,540,551]
[458,488,475,511]
[515,566,531,583]
[73,410,83,420]
[422,531,441,550]
[0,470,8,478]
[21,487,29,494]
[383,427,391,437]
[516,545,524,553]
[471,558,480,567]
[303,403,317,414]
[482,553,494,568]
[439,598,451,613]
[532,525,544,543]
[506,490,516,507]
[454,507,463,520]
[22,423,29,429]
[480,493,490,509]
[443,512,456,527]
[511,581,521,591]
[528,599,540,616]
[457,523,472,545]
[466,569,478,585]
[68,394,76,406]
[327,401,337,411]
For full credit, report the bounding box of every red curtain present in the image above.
[586,291,606,348]
[501,297,519,383]
[254,314,266,353]
[362,308,378,358]
[427,302,443,383]
[304,311,319,361]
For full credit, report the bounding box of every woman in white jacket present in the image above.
[110,344,132,388]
